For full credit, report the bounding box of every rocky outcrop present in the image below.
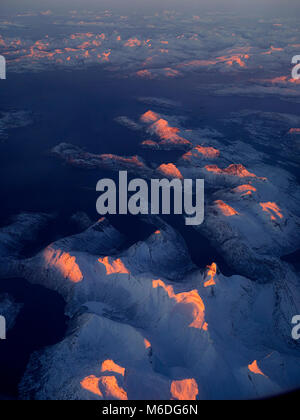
[51,143,154,177]
[0,213,54,258]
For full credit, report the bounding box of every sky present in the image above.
[1,0,300,16]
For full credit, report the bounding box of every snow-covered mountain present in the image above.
[0,206,299,400]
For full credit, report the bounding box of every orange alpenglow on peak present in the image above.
[164,68,181,77]
[158,163,183,179]
[152,280,207,330]
[202,322,208,331]
[222,54,248,68]
[124,38,142,47]
[183,145,220,160]
[233,184,257,197]
[136,69,154,79]
[144,338,151,349]
[269,75,288,84]
[170,379,199,400]
[260,202,284,221]
[101,154,145,168]
[262,45,284,55]
[140,110,159,123]
[248,360,267,377]
[204,263,217,287]
[70,33,94,40]
[182,50,250,69]
[152,279,175,298]
[101,360,125,376]
[214,200,239,217]
[193,145,220,158]
[43,248,83,283]
[289,78,300,84]
[149,119,191,146]
[102,52,111,62]
[141,140,158,147]
[99,376,128,400]
[98,257,130,275]
[152,119,180,138]
[266,76,300,85]
[80,375,103,397]
[81,373,128,399]
[205,164,260,178]
[204,165,222,174]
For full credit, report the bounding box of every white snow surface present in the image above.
[0,213,299,400]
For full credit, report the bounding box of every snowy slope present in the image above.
[0,213,299,400]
